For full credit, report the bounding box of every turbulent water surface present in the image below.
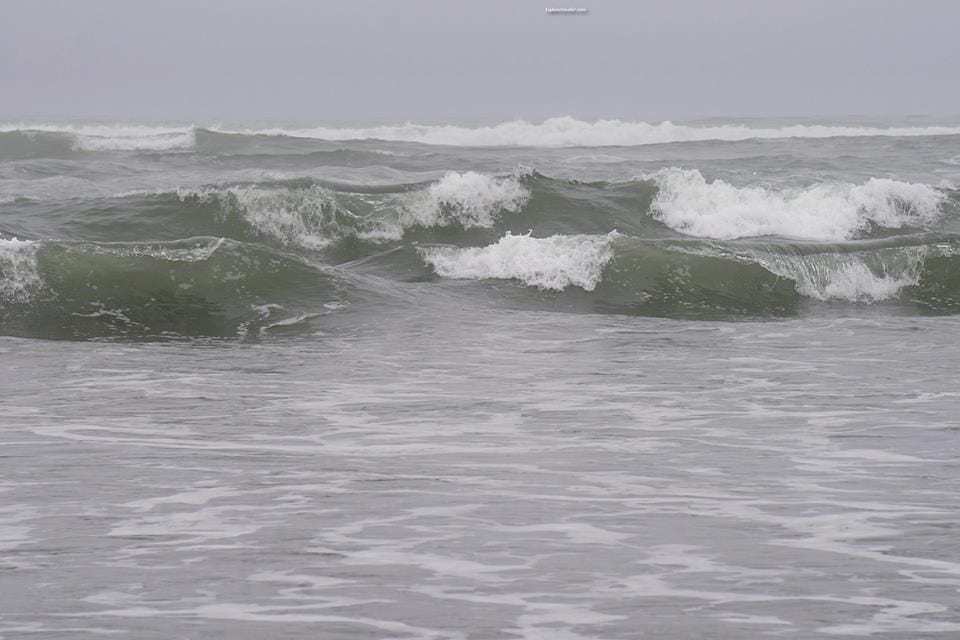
[2,117,960,638]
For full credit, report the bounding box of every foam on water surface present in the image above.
[0,238,41,303]
[214,117,960,147]
[649,168,947,241]
[420,232,617,291]
[5,117,960,151]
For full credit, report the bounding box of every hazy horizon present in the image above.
[3,0,959,123]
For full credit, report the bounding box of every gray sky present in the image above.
[2,0,958,123]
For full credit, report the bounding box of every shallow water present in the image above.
[2,309,960,638]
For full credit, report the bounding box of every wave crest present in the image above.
[0,237,348,339]
[0,239,42,303]
[4,118,960,153]
[419,232,617,291]
[217,117,960,147]
[399,171,529,230]
[174,172,528,249]
[649,169,947,241]
[0,124,194,151]
[179,185,351,250]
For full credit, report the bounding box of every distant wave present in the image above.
[4,117,960,153]
[218,117,960,147]
[0,124,194,154]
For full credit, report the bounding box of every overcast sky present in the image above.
[2,0,958,123]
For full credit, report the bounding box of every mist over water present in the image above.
[3,115,960,638]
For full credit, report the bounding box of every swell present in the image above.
[5,117,960,156]
[0,124,195,155]
[5,170,956,248]
[211,118,960,148]
[0,172,538,256]
[418,233,960,318]
[0,237,351,340]
[0,131,79,160]
[3,169,960,337]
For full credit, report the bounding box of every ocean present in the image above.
[2,116,960,638]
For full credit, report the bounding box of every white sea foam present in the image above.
[0,238,42,302]
[179,186,345,250]
[649,168,946,241]
[785,258,920,302]
[5,118,959,150]
[0,123,195,151]
[176,172,528,248]
[813,263,919,302]
[419,232,617,291]
[750,244,952,302]
[217,116,960,147]
[399,171,529,229]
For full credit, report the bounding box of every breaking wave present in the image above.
[648,168,947,241]
[418,233,960,315]
[4,117,960,156]
[0,123,195,155]
[398,171,529,230]
[0,236,350,339]
[173,171,529,249]
[748,243,933,302]
[420,232,616,291]
[0,238,42,303]
[177,184,353,251]
[3,167,960,337]
[218,117,960,147]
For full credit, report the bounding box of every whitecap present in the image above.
[0,123,195,151]
[649,168,945,241]
[419,232,617,291]
[399,171,529,229]
[0,238,42,303]
[213,116,960,147]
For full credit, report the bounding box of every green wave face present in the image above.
[910,253,960,311]
[0,238,350,340]
[0,174,661,254]
[598,238,960,318]
[421,236,960,320]
[595,241,803,318]
[2,168,960,339]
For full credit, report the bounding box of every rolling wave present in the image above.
[3,168,960,337]
[15,169,949,246]
[4,117,960,155]
[0,124,194,156]
[172,171,530,249]
[421,232,617,291]
[417,232,960,316]
[647,168,948,241]
[216,117,960,147]
[0,236,349,339]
